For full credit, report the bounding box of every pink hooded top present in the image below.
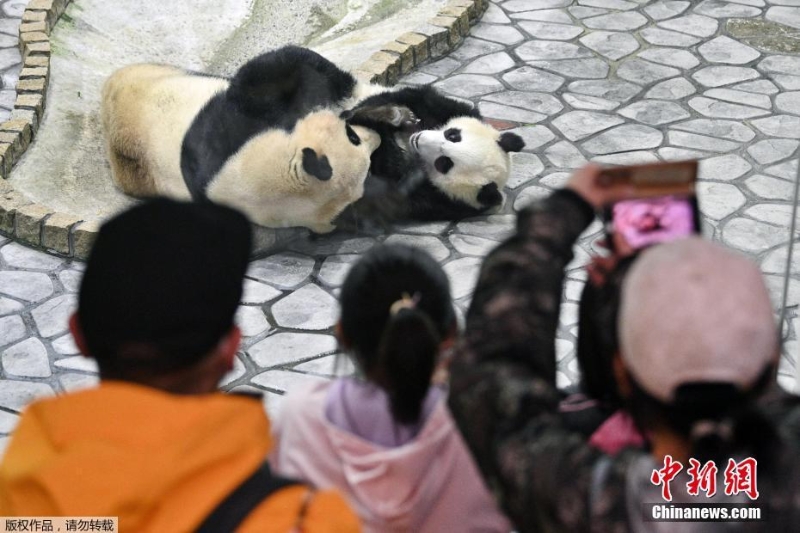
[271,380,512,533]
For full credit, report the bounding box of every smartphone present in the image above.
[601,161,701,252]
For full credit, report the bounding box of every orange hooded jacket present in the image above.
[0,382,360,532]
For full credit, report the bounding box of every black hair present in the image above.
[339,244,455,424]
[626,366,778,467]
[576,254,639,407]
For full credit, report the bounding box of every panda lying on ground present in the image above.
[101,46,524,232]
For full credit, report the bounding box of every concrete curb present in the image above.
[0,0,488,260]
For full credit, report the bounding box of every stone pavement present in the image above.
[1,0,800,456]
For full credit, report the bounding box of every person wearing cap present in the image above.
[448,164,800,531]
[0,199,360,532]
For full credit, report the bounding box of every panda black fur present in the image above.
[101,47,384,233]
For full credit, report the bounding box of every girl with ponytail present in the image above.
[271,244,511,532]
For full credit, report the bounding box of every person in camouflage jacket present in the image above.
[448,165,800,532]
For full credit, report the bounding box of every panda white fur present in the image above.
[101,48,384,233]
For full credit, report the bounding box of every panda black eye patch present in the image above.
[444,128,461,143]
[345,125,361,146]
[435,156,454,175]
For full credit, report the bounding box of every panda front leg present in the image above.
[344,104,420,132]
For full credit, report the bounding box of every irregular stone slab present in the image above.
[471,23,525,45]
[551,111,625,141]
[241,279,282,305]
[775,75,800,90]
[455,215,516,240]
[638,48,700,69]
[569,79,642,101]
[443,257,482,299]
[580,31,640,60]
[539,172,573,188]
[31,294,76,339]
[435,74,505,98]
[759,55,800,76]
[420,58,461,77]
[0,298,23,316]
[248,252,315,289]
[641,27,702,46]
[582,125,664,155]
[747,139,800,164]
[668,131,739,152]
[280,237,368,259]
[563,93,620,110]
[514,186,552,210]
[483,3,512,24]
[271,284,337,330]
[463,52,517,75]
[767,6,800,29]
[292,354,355,378]
[507,153,545,188]
[695,0,763,17]
[503,0,572,11]
[746,174,796,200]
[704,88,772,109]
[249,332,338,368]
[526,58,610,79]
[645,1,691,20]
[450,38,506,62]
[519,21,584,40]
[765,159,798,179]
[645,77,697,99]
[317,255,358,288]
[506,125,557,150]
[579,0,639,10]
[484,91,564,115]
[0,409,18,433]
[0,243,63,271]
[384,234,450,262]
[0,380,54,412]
[697,182,747,220]
[545,140,590,168]
[733,79,780,94]
[659,14,720,37]
[584,11,649,30]
[251,370,329,394]
[0,272,53,302]
[593,152,660,165]
[479,102,547,123]
[54,356,99,373]
[618,59,681,84]
[752,115,800,138]
[235,306,270,338]
[400,72,438,86]
[688,96,770,119]
[747,204,798,227]
[515,40,592,61]
[52,334,80,356]
[672,119,756,142]
[449,234,501,256]
[58,270,82,293]
[776,92,800,115]
[692,66,760,87]
[698,36,761,64]
[699,154,753,181]
[722,218,787,253]
[569,6,609,18]
[509,9,573,23]
[659,147,713,160]
[503,66,566,91]
[619,100,691,125]
[2,338,50,378]
[762,245,797,278]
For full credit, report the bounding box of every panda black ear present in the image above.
[498,132,525,153]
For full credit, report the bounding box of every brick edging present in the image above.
[0,0,488,260]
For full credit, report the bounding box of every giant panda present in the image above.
[100,48,390,233]
[341,84,525,225]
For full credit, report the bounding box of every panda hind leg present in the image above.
[107,144,156,197]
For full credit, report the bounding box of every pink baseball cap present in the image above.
[618,237,779,403]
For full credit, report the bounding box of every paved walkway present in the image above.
[1,0,800,455]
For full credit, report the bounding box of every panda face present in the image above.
[409,117,522,210]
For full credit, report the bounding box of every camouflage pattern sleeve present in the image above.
[448,189,629,531]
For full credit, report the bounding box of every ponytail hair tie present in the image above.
[390,292,421,316]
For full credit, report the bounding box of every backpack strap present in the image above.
[196,462,301,532]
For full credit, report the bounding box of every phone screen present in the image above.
[610,196,699,250]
